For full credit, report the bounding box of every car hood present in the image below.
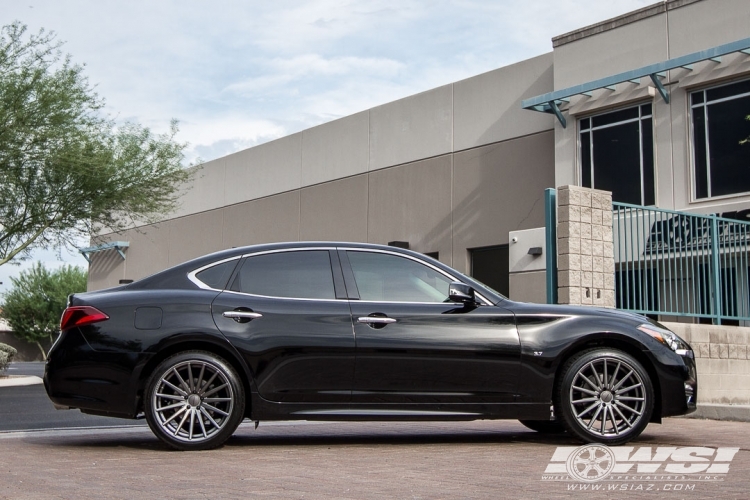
[506,300,649,325]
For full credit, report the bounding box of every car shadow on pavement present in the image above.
[21,425,583,452]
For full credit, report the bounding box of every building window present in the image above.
[579,103,655,205]
[469,245,509,297]
[691,79,750,199]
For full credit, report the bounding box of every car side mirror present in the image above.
[448,282,477,304]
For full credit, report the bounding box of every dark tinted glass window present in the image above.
[706,79,750,102]
[232,250,335,299]
[691,79,750,199]
[470,245,509,297]
[195,260,238,289]
[592,120,641,203]
[347,251,451,302]
[642,118,655,206]
[591,107,639,128]
[581,131,592,188]
[693,106,708,199]
[579,103,655,205]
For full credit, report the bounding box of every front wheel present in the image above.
[556,348,654,446]
[144,351,246,451]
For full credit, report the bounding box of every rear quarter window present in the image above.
[194,260,238,289]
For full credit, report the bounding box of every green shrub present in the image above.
[0,343,16,373]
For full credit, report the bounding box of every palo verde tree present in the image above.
[0,21,193,266]
[1,263,87,360]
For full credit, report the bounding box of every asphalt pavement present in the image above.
[2,363,750,498]
[3,361,45,377]
[1,417,749,499]
[0,362,146,432]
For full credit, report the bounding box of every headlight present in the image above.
[637,323,693,357]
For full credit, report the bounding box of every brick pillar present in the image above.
[557,185,615,308]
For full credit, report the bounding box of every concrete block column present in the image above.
[557,185,615,308]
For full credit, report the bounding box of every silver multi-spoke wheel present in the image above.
[145,351,245,450]
[558,349,653,445]
[152,360,234,442]
[569,357,645,437]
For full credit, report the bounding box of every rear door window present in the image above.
[231,250,335,300]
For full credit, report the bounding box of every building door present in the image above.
[470,245,509,297]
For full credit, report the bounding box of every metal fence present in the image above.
[613,202,750,324]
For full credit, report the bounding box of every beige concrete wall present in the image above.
[509,271,547,304]
[221,191,301,248]
[89,130,555,288]
[301,112,369,187]
[452,131,555,274]
[453,53,554,152]
[367,155,453,264]
[300,175,368,242]
[369,85,453,171]
[666,322,750,405]
[552,12,668,90]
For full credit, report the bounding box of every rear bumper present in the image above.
[44,329,147,419]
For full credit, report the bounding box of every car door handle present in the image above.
[357,316,397,325]
[223,310,263,322]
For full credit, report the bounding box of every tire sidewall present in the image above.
[557,348,654,446]
[144,350,246,451]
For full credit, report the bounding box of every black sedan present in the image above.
[45,242,697,450]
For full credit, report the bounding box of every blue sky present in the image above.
[0,0,654,293]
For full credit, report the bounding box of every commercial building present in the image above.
[88,0,750,311]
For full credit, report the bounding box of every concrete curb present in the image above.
[0,375,43,388]
[680,403,750,423]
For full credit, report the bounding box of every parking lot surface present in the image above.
[1,417,749,499]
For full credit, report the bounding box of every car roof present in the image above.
[127,241,433,290]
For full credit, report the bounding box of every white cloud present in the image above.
[179,116,286,152]
[224,54,405,96]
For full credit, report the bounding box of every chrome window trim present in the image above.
[221,289,342,303]
[187,256,243,291]
[239,246,337,259]
[188,245,493,305]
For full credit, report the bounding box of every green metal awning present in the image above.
[521,36,750,128]
[79,241,129,263]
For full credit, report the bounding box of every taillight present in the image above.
[60,306,109,330]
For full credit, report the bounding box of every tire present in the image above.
[519,419,566,434]
[556,348,654,446]
[144,351,246,451]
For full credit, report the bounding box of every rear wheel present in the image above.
[144,351,245,451]
[519,419,566,434]
[556,348,653,446]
